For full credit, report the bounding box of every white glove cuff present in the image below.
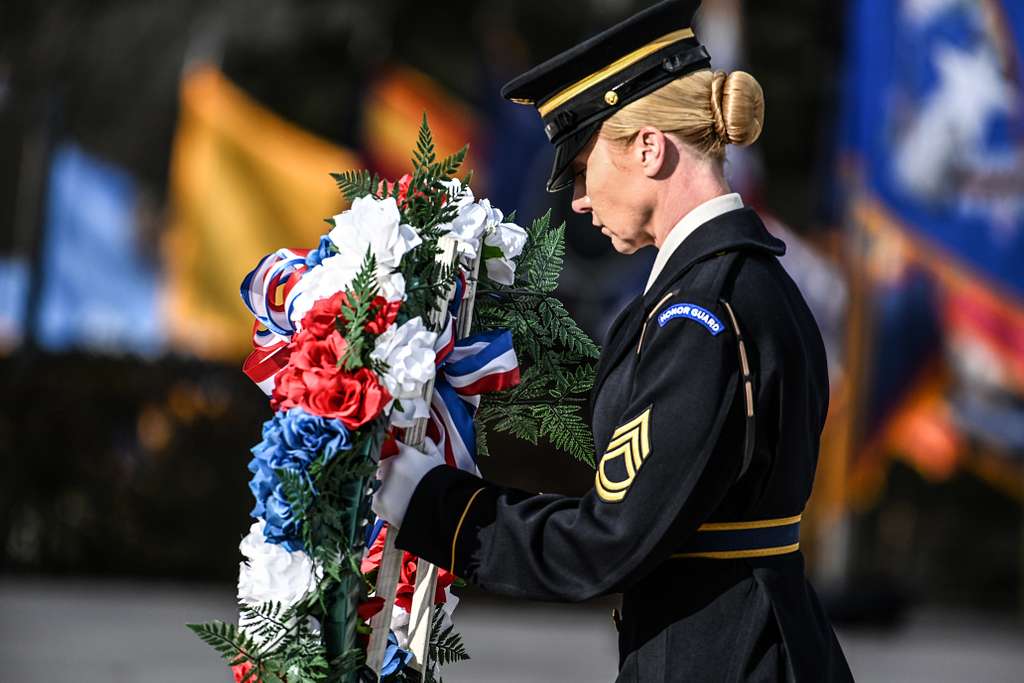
[372,440,445,529]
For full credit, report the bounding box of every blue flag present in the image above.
[840,0,1024,479]
[842,0,1024,297]
[36,144,164,354]
[0,257,28,351]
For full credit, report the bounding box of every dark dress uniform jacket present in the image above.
[397,207,854,682]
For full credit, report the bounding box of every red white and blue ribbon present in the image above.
[240,248,309,395]
[426,316,520,473]
[365,320,519,550]
[243,321,291,394]
[240,247,310,337]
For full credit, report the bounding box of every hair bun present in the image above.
[600,67,764,160]
[717,70,764,147]
[709,71,730,143]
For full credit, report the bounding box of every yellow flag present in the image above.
[163,65,361,359]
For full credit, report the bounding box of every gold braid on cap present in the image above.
[536,28,695,117]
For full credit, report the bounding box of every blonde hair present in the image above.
[600,69,764,160]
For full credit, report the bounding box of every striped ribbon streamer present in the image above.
[426,316,520,473]
[240,247,310,337]
[365,317,519,550]
[242,320,291,394]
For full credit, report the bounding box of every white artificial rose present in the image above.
[476,198,505,228]
[376,270,407,303]
[286,254,359,327]
[237,520,319,606]
[237,520,321,640]
[328,195,421,272]
[437,179,489,258]
[370,317,437,427]
[440,178,475,208]
[327,196,420,286]
[447,204,488,259]
[483,221,528,285]
[288,256,407,329]
[288,196,417,328]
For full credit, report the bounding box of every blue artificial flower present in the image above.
[305,234,335,268]
[381,631,413,678]
[248,407,352,550]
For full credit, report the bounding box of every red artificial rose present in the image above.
[366,297,402,335]
[379,173,414,205]
[231,661,260,683]
[300,292,400,338]
[361,526,385,575]
[361,526,455,613]
[325,367,389,429]
[357,596,386,621]
[302,291,346,338]
[271,331,390,429]
[395,174,413,204]
[270,330,323,409]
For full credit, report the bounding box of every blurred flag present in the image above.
[360,65,481,187]
[36,143,164,355]
[0,256,28,353]
[762,215,848,383]
[757,213,854,567]
[841,0,1024,498]
[165,65,361,359]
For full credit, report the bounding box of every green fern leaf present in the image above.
[331,170,376,202]
[538,404,596,467]
[187,621,259,662]
[539,298,600,358]
[512,213,565,294]
[429,611,470,667]
[492,408,540,445]
[339,250,380,370]
[413,113,436,170]
[475,425,490,458]
[433,144,468,179]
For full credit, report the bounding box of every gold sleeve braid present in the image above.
[450,487,486,573]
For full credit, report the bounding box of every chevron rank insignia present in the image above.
[595,406,652,503]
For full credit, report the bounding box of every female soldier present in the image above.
[374,1,853,679]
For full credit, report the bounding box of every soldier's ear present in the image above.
[636,126,667,179]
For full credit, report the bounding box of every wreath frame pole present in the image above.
[367,236,477,678]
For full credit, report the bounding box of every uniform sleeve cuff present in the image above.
[394,465,497,578]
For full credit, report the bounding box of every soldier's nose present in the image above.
[571,190,592,215]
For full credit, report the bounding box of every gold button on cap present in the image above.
[604,90,619,106]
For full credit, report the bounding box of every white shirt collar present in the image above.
[643,192,744,294]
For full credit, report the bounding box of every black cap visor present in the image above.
[547,121,601,193]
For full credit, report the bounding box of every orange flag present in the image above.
[164,65,362,359]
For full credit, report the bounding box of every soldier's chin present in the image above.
[607,233,640,255]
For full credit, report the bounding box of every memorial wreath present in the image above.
[189,116,598,682]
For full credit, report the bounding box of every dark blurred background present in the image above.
[1,0,1022,681]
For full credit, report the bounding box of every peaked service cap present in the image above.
[501,0,711,192]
